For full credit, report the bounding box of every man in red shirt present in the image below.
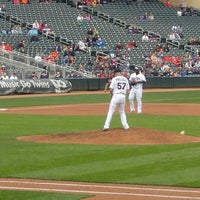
[4,43,13,51]
[165,0,171,7]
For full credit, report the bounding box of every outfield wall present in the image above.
[68,77,200,91]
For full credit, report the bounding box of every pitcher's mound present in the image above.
[17,127,200,145]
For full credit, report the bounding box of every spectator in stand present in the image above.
[139,12,148,20]
[32,20,40,30]
[11,25,23,34]
[165,0,171,7]
[42,20,52,37]
[38,20,43,34]
[87,27,94,36]
[68,55,75,66]
[20,47,26,54]
[1,72,9,80]
[30,71,38,79]
[1,26,11,35]
[0,41,6,50]
[92,34,99,45]
[86,35,93,47]
[169,31,181,41]
[76,72,83,78]
[163,43,170,52]
[77,0,87,8]
[17,40,25,49]
[55,43,63,53]
[54,71,63,79]
[153,44,162,53]
[1,27,7,35]
[127,25,134,34]
[28,28,39,42]
[49,50,59,63]
[35,52,42,62]
[0,4,6,13]
[10,72,18,80]
[179,0,187,11]
[85,13,93,22]
[148,13,154,20]
[93,28,99,36]
[78,39,88,53]
[115,41,124,51]
[4,43,13,51]
[142,32,149,42]
[63,55,69,65]
[96,38,105,49]
[77,14,85,27]
[79,63,85,72]
[125,40,138,50]
[91,0,97,7]
[11,25,18,34]
[40,67,49,79]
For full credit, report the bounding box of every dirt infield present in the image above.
[0,88,200,199]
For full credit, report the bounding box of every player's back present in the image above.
[111,75,129,94]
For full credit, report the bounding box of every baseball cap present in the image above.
[134,67,139,70]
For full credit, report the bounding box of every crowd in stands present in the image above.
[0,71,18,80]
[1,24,24,35]
[1,0,200,80]
[138,12,154,21]
[187,38,200,46]
[77,0,115,7]
[143,42,200,77]
[0,42,13,51]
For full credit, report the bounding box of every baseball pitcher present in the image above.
[103,68,130,131]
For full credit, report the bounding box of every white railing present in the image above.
[0,48,94,78]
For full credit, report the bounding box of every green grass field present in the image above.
[0,90,200,199]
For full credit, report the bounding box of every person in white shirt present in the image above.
[142,33,149,42]
[77,14,84,22]
[78,40,87,53]
[129,67,146,114]
[34,52,42,62]
[10,73,18,80]
[1,72,9,80]
[103,68,130,131]
[32,20,40,30]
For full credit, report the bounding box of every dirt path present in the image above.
[1,178,200,200]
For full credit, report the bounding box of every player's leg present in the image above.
[136,90,143,113]
[119,96,129,129]
[129,90,136,112]
[104,83,109,92]
[103,96,117,130]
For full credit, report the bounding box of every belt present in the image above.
[115,93,125,95]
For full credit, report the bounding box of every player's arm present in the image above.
[109,88,114,98]
[135,80,146,84]
[129,78,137,86]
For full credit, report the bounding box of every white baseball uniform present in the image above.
[128,71,146,113]
[103,74,130,130]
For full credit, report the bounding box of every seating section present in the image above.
[0,0,200,77]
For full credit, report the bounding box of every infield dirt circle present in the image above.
[0,88,200,199]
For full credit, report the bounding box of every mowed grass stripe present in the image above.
[0,90,200,108]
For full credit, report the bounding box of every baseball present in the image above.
[180,130,185,135]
